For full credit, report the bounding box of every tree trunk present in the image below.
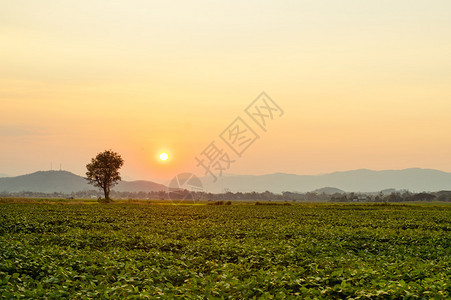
[103,186,111,202]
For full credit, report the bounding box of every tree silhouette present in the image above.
[86,150,124,202]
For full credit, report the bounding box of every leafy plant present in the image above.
[0,202,449,298]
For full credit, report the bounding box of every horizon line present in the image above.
[1,167,448,183]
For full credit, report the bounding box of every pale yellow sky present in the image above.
[1,1,451,183]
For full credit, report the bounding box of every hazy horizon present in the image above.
[1,166,450,186]
[1,1,451,183]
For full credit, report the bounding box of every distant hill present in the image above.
[116,180,167,193]
[201,168,451,193]
[0,173,8,178]
[0,170,166,193]
[380,188,397,195]
[312,187,345,194]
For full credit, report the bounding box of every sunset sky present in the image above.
[1,1,451,185]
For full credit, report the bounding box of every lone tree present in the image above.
[86,150,124,202]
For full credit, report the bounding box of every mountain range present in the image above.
[201,168,451,193]
[0,168,450,194]
[0,171,166,194]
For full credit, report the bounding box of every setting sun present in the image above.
[159,152,169,161]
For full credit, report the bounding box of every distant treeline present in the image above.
[201,190,451,202]
[329,191,451,202]
[1,189,450,202]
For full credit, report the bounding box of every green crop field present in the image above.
[0,201,450,299]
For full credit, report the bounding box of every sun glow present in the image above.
[159,152,169,161]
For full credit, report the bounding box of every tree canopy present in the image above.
[86,150,124,202]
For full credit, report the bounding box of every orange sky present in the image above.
[1,1,451,184]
